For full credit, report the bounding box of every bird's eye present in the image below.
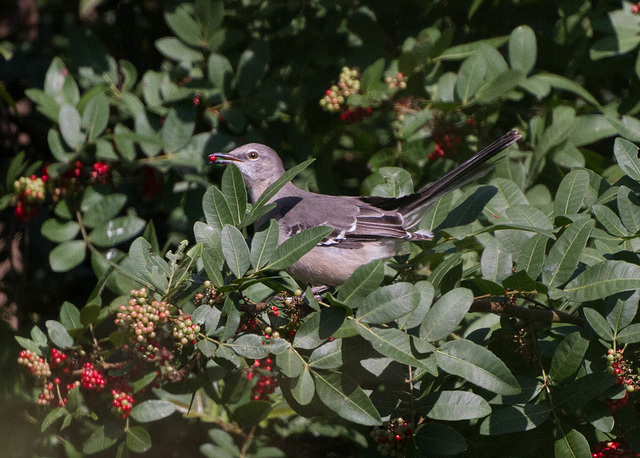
[248,151,259,160]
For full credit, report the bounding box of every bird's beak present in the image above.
[209,153,241,164]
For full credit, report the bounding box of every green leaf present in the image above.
[593,204,628,237]
[314,371,381,426]
[229,334,271,359]
[155,37,203,62]
[15,336,43,355]
[554,429,590,458]
[435,339,520,395]
[290,366,315,406]
[618,323,640,344]
[250,219,279,270]
[437,35,509,60]
[617,186,640,233]
[564,260,640,301]
[59,105,86,150]
[413,423,468,455]
[47,129,74,162]
[130,399,176,423]
[353,322,433,369]
[309,339,342,370]
[515,233,548,280]
[221,225,250,278]
[208,54,234,98]
[398,281,434,330]
[614,137,640,181]
[479,404,550,436]
[83,424,120,455]
[607,291,638,333]
[534,73,601,108]
[421,288,473,342]
[294,308,345,350]
[81,303,101,326]
[265,226,333,271]
[554,170,590,217]
[455,51,487,103]
[46,320,74,349]
[337,259,385,308]
[164,3,203,48]
[555,373,614,414]
[243,159,316,228]
[60,301,82,330]
[49,240,86,272]
[81,92,109,141]
[270,340,299,375]
[160,106,195,153]
[126,426,152,453]
[41,218,80,243]
[232,401,272,429]
[505,205,553,230]
[509,25,537,75]
[584,308,614,341]
[476,69,525,103]
[41,407,69,432]
[481,240,512,282]
[203,186,234,231]
[549,332,589,383]
[542,218,594,287]
[356,282,419,324]
[82,194,128,228]
[221,164,247,226]
[236,40,270,96]
[88,216,146,247]
[422,390,491,421]
[196,0,224,46]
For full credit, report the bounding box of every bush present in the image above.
[2,1,640,456]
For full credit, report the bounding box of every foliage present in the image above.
[3,1,640,457]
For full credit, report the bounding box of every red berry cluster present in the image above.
[340,107,373,123]
[111,390,135,419]
[633,3,640,15]
[13,175,46,221]
[429,129,462,161]
[592,440,640,458]
[247,358,278,401]
[371,418,414,456]
[81,362,106,390]
[90,161,110,183]
[115,288,174,360]
[236,315,259,334]
[606,348,638,393]
[49,348,68,369]
[17,350,51,378]
[606,391,629,414]
[385,72,407,89]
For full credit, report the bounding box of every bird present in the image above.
[210,130,521,286]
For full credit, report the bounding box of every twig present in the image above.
[470,299,584,326]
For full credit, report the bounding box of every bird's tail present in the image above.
[399,130,521,226]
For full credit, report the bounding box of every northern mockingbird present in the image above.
[210,130,521,286]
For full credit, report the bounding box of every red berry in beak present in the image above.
[209,154,217,162]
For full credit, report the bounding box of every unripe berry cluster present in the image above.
[17,350,51,378]
[385,72,407,89]
[592,440,640,458]
[606,348,639,393]
[14,175,46,203]
[39,381,60,406]
[172,317,200,349]
[247,358,278,401]
[111,390,135,419]
[319,67,361,113]
[193,280,223,307]
[115,288,174,359]
[81,362,106,390]
[13,175,46,221]
[370,418,414,456]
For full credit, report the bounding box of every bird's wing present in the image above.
[274,195,431,249]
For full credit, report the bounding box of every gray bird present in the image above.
[211,130,521,286]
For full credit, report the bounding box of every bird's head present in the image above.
[210,143,286,202]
